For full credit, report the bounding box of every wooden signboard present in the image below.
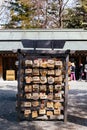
[6,70,15,80]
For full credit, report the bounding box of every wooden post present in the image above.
[64,50,70,123]
[0,55,3,80]
[17,49,22,120]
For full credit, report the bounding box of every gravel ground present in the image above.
[0,80,87,130]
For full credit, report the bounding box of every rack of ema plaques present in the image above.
[16,49,70,122]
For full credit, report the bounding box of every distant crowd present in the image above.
[70,62,87,81]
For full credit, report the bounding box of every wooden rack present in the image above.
[16,49,70,123]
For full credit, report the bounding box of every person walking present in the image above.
[70,62,76,80]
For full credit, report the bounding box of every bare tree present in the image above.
[0,0,11,27]
[4,0,73,29]
[43,0,70,28]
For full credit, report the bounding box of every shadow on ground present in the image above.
[68,88,87,127]
[0,85,87,130]
[68,115,87,127]
[0,89,44,130]
[0,89,17,122]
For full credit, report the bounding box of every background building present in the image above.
[0,29,87,80]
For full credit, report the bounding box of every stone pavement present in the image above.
[0,80,87,130]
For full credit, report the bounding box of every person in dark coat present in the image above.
[79,63,84,80]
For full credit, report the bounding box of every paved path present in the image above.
[0,80,87,130]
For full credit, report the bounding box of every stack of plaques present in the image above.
[16,52,69,122]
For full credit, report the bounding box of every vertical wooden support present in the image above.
[17,49,22,120]
[0,55,3,79]
[64,50,70,123]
